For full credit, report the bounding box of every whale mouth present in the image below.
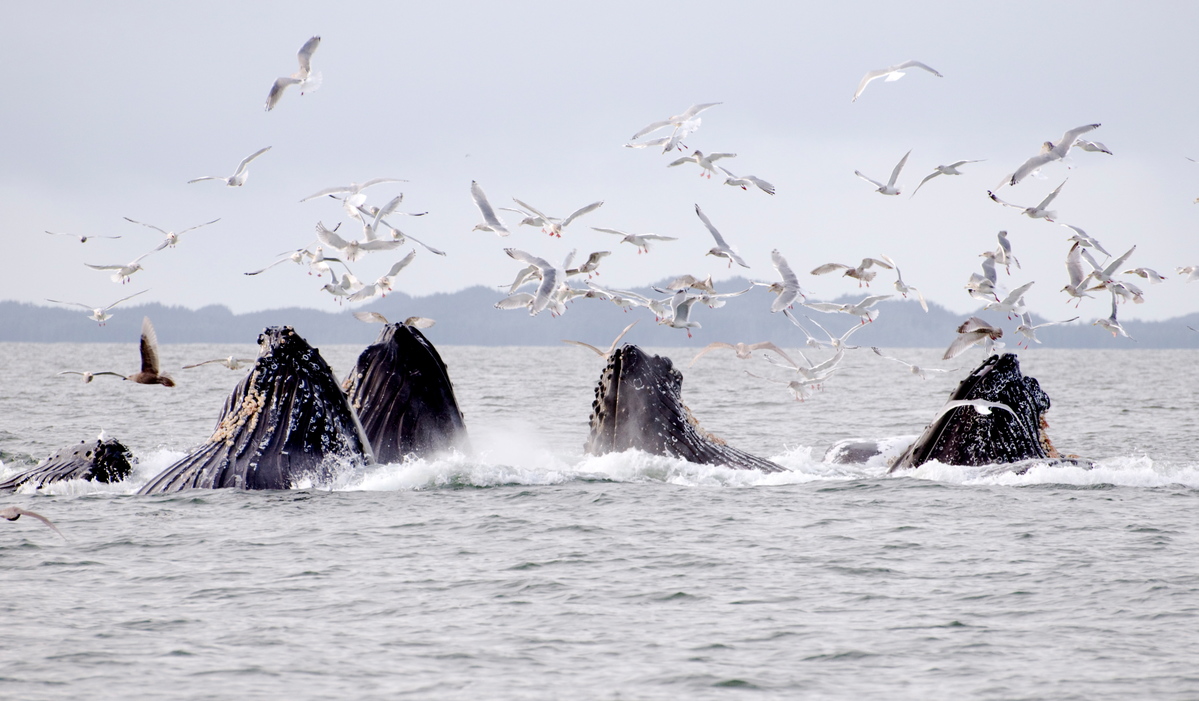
[890,353,1065,471]
[586,344,784,473]
[139,326,372,493]
[342,322,469,463]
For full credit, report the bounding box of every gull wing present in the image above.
[810,263,851,275]
[1008,151,1055,186]
[471,182,510,235]
[296,36,321,74]
[560,200,603,228]
[887,150,912,188]
[315,221,351,250]
[1036,180,1067,210]
[854,171,885,189]
[382,250,417,279]
[910,170,941,197]
[693,204,728,248]
[140,316,162,374]
[265,76,300,111]
[234,146,272,176]
[896,60,943,77]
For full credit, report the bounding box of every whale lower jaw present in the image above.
[0,437,133,491]
[586,345,784,473]
[890,353,1072,472]
[139,326,372,493]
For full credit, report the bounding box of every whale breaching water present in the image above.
[139,327,373,493]
[888,353,1088,473]
[585,344,784,472]
[0,435,134,491]
[342,322,469,462]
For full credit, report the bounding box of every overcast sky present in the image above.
[5,1,1198,327]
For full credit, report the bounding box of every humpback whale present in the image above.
[139,326,373,493]
[586,344,784,472]
[889,352,1082,472]
[0,436,133,491]
[342,322,469,462]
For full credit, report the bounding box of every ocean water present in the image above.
[1,342,1197,700]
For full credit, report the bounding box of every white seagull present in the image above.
[187,146,272,187]
[300,178,406,203]
[1093,293,1134,340]
[811,257,893,287]
[870,347,955,380]
[909,159,984,197]
[57,370,127,383]
[631,102,721,141]
[510,198,603,238]
[852,60,943,102]
[45,231,120,243]
[504,248,569,316]
[182,356,257,370]
[1015,312,1078,348]
[878,254,927,311]
[987,180,1067,221]
[46,289,148,325]
[694,204,749,268]
[943,317,1004,360]
[804,294,892,324]
[84,250,158,284]
[124,216,221,249]
[316,221,402,263]
[1004,123,1100,186]
[718,166,776,195]
[591,228,677,254]
[753,249,805,312]
[668,150,736,179]
[1,506,66,540]
[562,320,639,359]
[855,150,911,196]
[265,36,321,111]
[470,181,511,237]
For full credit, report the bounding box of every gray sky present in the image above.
[6,1,1198,325]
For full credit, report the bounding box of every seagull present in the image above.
[1093,293,1134,340]
[631,102,721,141]
[690,341,801,369]
[124,216,220,249]
[718,166,775,195]
[592,228,678,254]
[804,294,892,324]
[351,312,435,328]
[1,506,66,540]
[1081,245,1137,288]
[993,231,1021,273]
[510,198,603,237]
[1015,312,1078,347]
[782,309,842,350]
[84,250,158,284]
[45,231,120,243]
[347,250,417,302]
[662,274,715,294]
[983,281,1035,319]
[1177,265,1199,283]
[504,248,569,316]
[306,245,350,278]
[943,317,1004,360]
[187,146,271,186]
[811,257,893,287]
[265,35,321,111]
[1073,139,1112,155]
[855,150,911,196]
[182,356,257,370]
[852,60,943,102]
[753,249,805,312]
[320,271,361,303]
[1062,242,1095,306]
[987,180,1066,221]
[1004,124,1100,186]
[668,150,736,179]
[470,181,511,237]
[300,178,406,203]
[931,399,1018,422]
[57,370,127,383]
[316,221,402,262]
[46,289,147,325]
[1059,223,1111,257]
[694,204,749,268]
[744,370,817,402]
[346,198,445,256]
[245,247,314,276]
[660,290,703,337]
[878,255,927,311]
[126,317,176,386]
[562,320,639,359]
[870,347,955,380]
[566,251,611,277]
[909,160,984,197]
[1122,267,1167,284]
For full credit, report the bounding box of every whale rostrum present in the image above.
[342,322,469,462]
[139,326,373,493]
[586,344,784,472]
[0,436,134,491]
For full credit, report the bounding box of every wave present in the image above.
[4,446,1197,495]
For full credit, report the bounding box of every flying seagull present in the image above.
[265,36,321,111]
[852,60,943,102]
